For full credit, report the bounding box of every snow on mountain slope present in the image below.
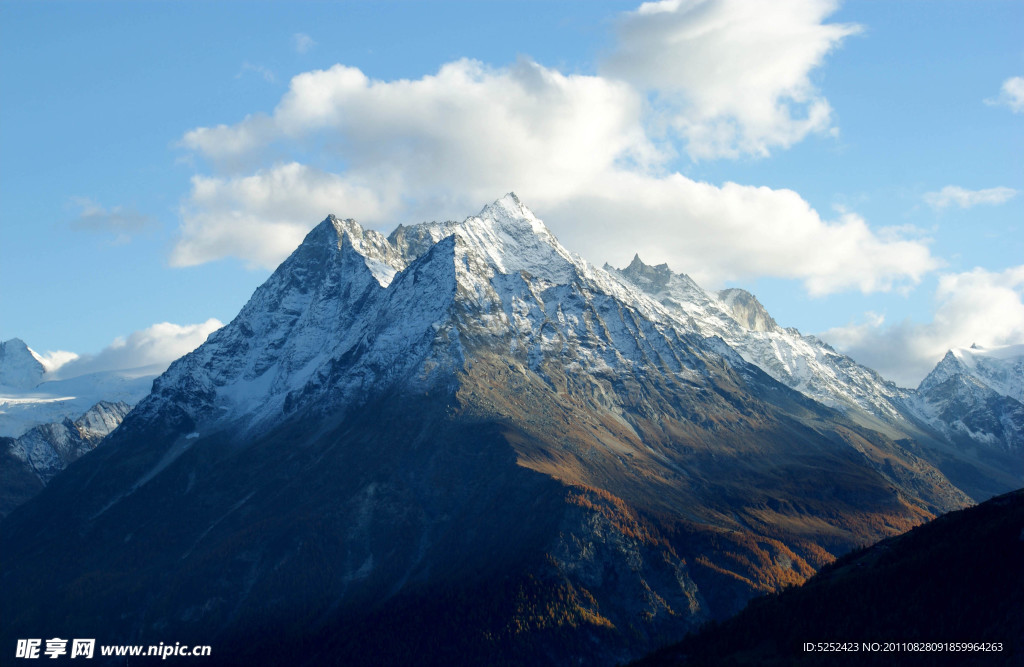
[605,256,907,421]
[136,215,462,436]
[945,344,1023,402]
[0,339,46,391]
[138,193,725,440]
[7,400,132,484]
[910,344,1024,451]
[1,400,133,517]
[0,361,158,438]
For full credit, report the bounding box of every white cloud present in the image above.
[182,59,660,185]
[69,197,154,243]
[985,76,1024,113]
[33,350,80,375]
[175,12,935,296]
[50,319,224,380]
[602,0,861,159]
[176,58,664,267]
[822,266,1024,387]
[172,163,393,269]
[547,174,939,295]
[923,185,1017,210]
[294,32,316,54]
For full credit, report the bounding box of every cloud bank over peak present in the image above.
[42,319,224,381]
[173,0,935,298]
[822,265,1024,387]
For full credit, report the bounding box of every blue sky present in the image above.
[2,0,1022,387]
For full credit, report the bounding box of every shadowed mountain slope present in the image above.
[633,488,1024,667]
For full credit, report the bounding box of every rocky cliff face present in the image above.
[0,195,1013,666]
[910,345,1024,453]
[0,401,131,517]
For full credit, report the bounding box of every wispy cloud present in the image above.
[294,32,316,54]
[923,185,1017,210]
[985,76,1024,113]
[237,61,276,83]
[69,197,154,243]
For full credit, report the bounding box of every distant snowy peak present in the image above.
[950,344,1023,402]
[913,345,1024,452]
[615,255,674,292]
[615,255,702,300]
[918,351,971,394]
[0,338,46,390]
[7,400,132,487]
[918,345,1024,400]
[0,364,158,438]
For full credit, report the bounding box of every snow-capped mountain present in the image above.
[9,400,131,483]
[1,400,131,517]
[923,344,1024,403]
[139,194,720,438]
[2,195,1014,667]
[606,257,1023,497]
[910,344,1024,451]
[605,256,907,422]
[0,339,45,390]
[0,338,157,438]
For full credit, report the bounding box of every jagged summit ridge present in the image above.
[607,255,905,420]
[139,194,707,437]
[387,192,580,285]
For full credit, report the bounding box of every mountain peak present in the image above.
[618,254,673,291]
[916,350,965,394]
[478,191,529,220]
[0,338,46,390]
[944,343,1024,402]
[301,214,406,287]
[388,194,577,285]
[718,288,779,333]
[914,346,1024,453]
